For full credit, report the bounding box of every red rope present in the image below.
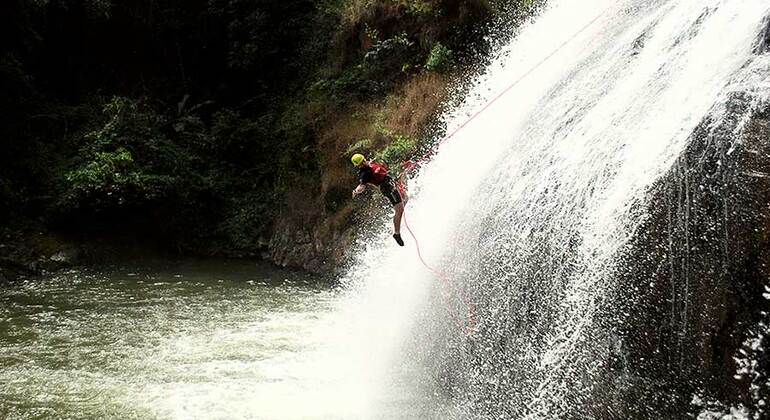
[401,204,476,334]
[393,5,612,334]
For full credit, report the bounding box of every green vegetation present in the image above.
[426,43,456,73]
[62,98,181,211]
[375,134,419,169]
[0,0,543,260]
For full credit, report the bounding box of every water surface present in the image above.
[0,260,341,419]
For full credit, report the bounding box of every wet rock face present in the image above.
[609,96,770,416]
[268,213,355,274]
[269,220,327,273]
[754,15,770,54]
[409,95,770,418]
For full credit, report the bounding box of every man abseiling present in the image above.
[351,153,408,246]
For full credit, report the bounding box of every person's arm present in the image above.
[353,165,372,198]
[352,183,367,198]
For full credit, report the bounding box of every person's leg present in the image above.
[381,178,406,246]
[392,202,405,246]
[393,202,404,235]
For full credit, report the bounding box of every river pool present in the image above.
[0,260,359,419]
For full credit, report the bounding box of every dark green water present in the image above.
[0,260,347,419]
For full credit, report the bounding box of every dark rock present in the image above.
[425,94,770,419]
[49,247,80,264]
[754,14,770,54]
[0,257,38,281]
[0,230,82,276]
[39,246,81,272]
[267,207,355,274]
[607,95,770,416]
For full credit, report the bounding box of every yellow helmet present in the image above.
[351,153,365,167]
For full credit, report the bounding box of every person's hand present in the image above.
[352,190,357,198]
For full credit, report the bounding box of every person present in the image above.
[351,153,408,246]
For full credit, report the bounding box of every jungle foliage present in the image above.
[0,0,540,255]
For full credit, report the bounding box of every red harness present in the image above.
[368,161,389,185]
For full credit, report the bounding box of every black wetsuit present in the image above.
[358,165,402,206]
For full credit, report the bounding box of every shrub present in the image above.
[362,31,416,78]
[398,0,433,15]
[311,31,419,102]
[425,42,454,73]
[374,133,417,169]
[56,96,194,220]
[310,68,384,103]
[79,97,174,168]
[62,148,175,209]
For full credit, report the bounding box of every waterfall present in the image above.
[332,0,770,418]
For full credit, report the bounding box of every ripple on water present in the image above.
[0,261,340,420]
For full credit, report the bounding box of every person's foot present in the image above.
[393,233,404,246]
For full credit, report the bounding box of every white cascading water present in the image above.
[316,0,770,418]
